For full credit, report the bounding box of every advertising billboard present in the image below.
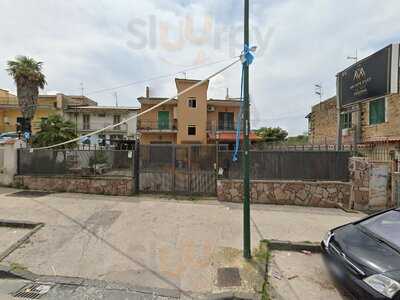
[338,44,399,107]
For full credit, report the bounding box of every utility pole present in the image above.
[243,0,251,259]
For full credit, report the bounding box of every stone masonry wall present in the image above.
[14,175,133,196]
[217,180,350,208]
[348,158,370,210]
[361,94,400,142]
[308,97,339,145]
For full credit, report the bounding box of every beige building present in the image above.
[307,93,400,157]
[137,78,260,146]
[0,89,96,134]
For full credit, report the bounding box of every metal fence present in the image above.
[139,144,216,194]
[218,150,351,181]
[18,149,133,177]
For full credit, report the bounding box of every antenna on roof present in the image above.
[114,92,118,107]
[80,82,84,96]
[347,49,358,63]
[314,84,322,101]
[225,88,230,100]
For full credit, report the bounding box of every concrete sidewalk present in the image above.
[0,187,364,297]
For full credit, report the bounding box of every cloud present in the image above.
[0,0,399,134]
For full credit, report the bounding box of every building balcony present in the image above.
[80,122,128,132]
[137,120,177,132]
[207,121,237,132]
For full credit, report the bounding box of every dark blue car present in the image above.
[322,208,400,299]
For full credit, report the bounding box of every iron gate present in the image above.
[138,144,217,195]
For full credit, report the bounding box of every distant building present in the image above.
[64,106,139,144]
[306,43,400,157]
[137,78,260,147]
[0,89,96,134]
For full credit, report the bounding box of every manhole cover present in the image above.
[217,267,241,287]
[8,191,52,198]
[12,283,52,299]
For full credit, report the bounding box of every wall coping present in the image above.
[15,175,132,181]
[218,179,351,185]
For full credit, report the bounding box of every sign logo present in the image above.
[353,67,366,81]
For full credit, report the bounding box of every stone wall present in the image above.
[308,97,342,145]
[217,180,351,208]
[349,157,392,210]
[348,158,370,210]
[361,94,400,142]
[14,175,134,196]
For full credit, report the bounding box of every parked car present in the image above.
[322,209,400,299]
[0,132,18,142]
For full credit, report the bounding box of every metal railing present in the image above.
[207,122,237,131]
[79,122,128,132]
[18,148,134,177]
[137,120,177,131]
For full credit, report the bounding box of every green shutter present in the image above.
[369,98,385,125]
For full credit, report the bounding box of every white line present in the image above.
[32,59,240,150]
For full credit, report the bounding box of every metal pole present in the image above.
[133,139,140,195]
[243,0,251,259]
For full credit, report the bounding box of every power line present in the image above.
[32,58,241,150]
[83,57,238,96]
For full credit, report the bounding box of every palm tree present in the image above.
[32,115,77,148]
[6,56,46,131]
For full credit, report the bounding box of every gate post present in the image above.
[133,139,140,194]
[16,147,21,175]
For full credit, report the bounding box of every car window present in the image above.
[360,210,400,248]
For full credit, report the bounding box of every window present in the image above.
[158,111,170,129]
[218,112,235,130]
[188,98,197,108]
[188,125,196,136]
[113,115,121,130]
[83,114,90,130]
[369,98,386,125]
[340,113,352,129]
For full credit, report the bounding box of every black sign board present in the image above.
[338,45,392,107]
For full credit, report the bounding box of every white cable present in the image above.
[32,58,241,150]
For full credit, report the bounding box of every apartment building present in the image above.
[0,89,96,134]
[137,78,260,146]
[64,106,139,143]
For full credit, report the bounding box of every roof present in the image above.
[70,106,139,111]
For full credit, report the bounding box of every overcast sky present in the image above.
[0,0,399,135]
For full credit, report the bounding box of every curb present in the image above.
[0,222,44,262]
[264,239,321,253]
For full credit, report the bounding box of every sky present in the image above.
[0,0,399,135]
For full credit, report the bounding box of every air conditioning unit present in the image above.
[342,128,349,136]
[207,105,215,112]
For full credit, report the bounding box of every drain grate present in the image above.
[217,267,241,287]
[12,283,52,299]
[8,191,52,198]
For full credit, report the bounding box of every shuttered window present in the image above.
[340,113,352,129]
[369,98,386,125]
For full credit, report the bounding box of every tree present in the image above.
[6,56,46,131]
[286,133,309,145]
[32,115,77,148]
[255,127,288,143]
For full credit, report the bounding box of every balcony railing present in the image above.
[0,97,18,105]
[207,121,237,132]
[137,120,177,131]
[80,122,128,132]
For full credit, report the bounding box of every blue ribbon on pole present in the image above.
[232,44,255,162]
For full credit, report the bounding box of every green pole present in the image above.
[243,0,251,259]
